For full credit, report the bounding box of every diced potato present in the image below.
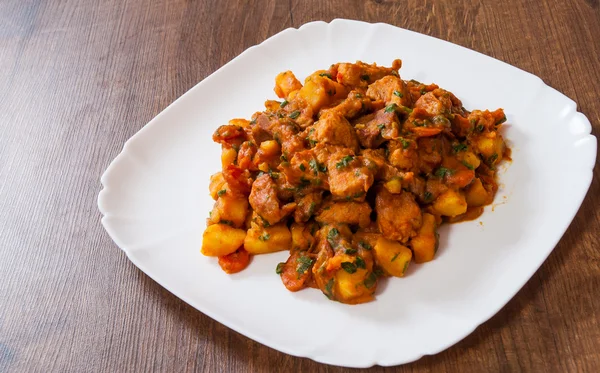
[201,224,246,257]
[244,223,292,255]
[274,71,303,99]
[297,76,347,113]
[208,172,226,200]
[374,237,412,277]
[335,268,373,304]
[221,148,237,169]
[465,178,490,207]
[259,140,280,156]
[208,193,249,228]
[432,189,467,217]
[228,118,250,128]
[384,177,403,194]
[476,134,505,162]
[459,151,481,170]
[257,162,270,172]
[410,213,438,263]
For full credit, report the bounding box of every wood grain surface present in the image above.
[1,0,599,372]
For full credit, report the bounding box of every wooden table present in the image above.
[1,1,599,371]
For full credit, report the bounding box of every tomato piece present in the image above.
[218,248,251,274]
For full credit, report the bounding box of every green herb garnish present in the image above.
[296,256,314,274]
[360,74,370,81]
[393,90,404,98]
[217,189,226,197]
[289,110,301,119]
[355,256,366,269]
[276,262,285,275]
[461,161,474,170]
[327,228,340,247]
[358,241,372,251]
[452,143,468,153]
[335,155,354,169]
[341,262,357,274]
[434,167,455,178]
[384,103,398,113]
[259,233,270,241]
[299,164,306,172]
[319,72,332,79]
[364,272,377,289]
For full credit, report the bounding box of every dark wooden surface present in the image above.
[1,0,599,371]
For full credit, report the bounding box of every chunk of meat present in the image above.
[417,136,443,174]
[222,165,253,196]
[327,151,374,200]
[355,108,400,148]
[315,201,372,228]
[280,149,328,190]
[321,90,373,119]
[294,192,323,223]
[413,92,449,117]
[335,59,402,90]
[375,187,422,242]
[280,251,314,292]
[312,111,359,152]
[212,124,247,149]
[249,174,296,225]
[366,75,411,107]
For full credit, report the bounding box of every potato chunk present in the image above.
[244,223,292,255]
[274,71,302,99]
[201,224,246,257]
[465,178,490,207]
[432,189,467,217]
[410,213,438,263]
[374,236,412,277]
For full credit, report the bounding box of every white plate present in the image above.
[98,19,596,367]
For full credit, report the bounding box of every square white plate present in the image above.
[98,19,596,367]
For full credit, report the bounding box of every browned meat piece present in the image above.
[321,90,373,119]
[375,187,422,242]
[236,140,257,170]
[327,151,374,201]
[334,59,402,90]
[294,192,323,223]
[311,111,359,152]
[249,173,296,225]
[222,165,253,196]
[355,108,400,148]
[315,201,372,228]
[366,75,411,107]
[387,138,418,171]
[212,124,247,149]
[417,136,443,174]
[280,149,329,191]
[413,92,448,117]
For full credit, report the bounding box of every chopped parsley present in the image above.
[219,220,234,226]
[399,138,410,149]
[393,90,404,98]
[452,143,468,153]
[488,153,499,164]
[325,278,334,298]
[344,248,357,255]
[355,256,366,269]
[461,161,475,170]
[391,252,400,262]
[384,103,398,113]
[364,272,377,289]
[358,241,372,251]
[289,110,301,119]
[258,233,270,241]
[360,74,370,81]
[299,163,306,172]
[402,261,409,274]
[280,100,288,108]
[341,262,357,274]
[496,115,507,124]
[276,262,285,275]
[423,191,433,202]
[434,167,455,178]
[377,123,386,131]
[476,124,485,132]
[319,72,332,79]
[335,155,354,169]
[217,189,226,197]
[309,159,325,175]
[296,256,314,274]
[327,227,340,247]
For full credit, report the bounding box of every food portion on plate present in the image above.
[201,59,509,304]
